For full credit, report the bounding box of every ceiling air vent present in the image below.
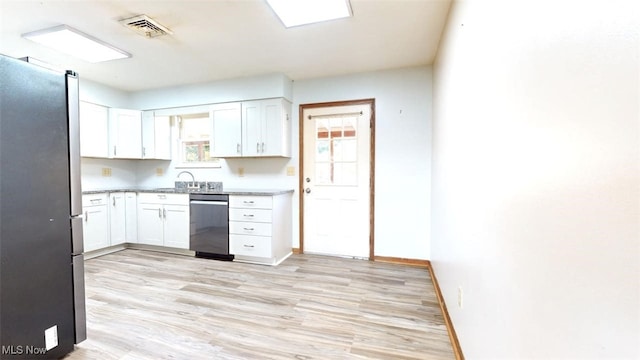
[120,15,172,38]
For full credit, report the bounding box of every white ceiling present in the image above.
[0,0,451,92]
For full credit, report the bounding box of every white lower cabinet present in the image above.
[109,192,126,246]
[82,194,110,252]
[125,192,138,243]
[84,192,138,253]
[229,193,292,265]
[137,193,190,249]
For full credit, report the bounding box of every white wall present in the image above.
[432,0,639,358]
[79,78,130,108]
[129,73,293,110]
[81,158,138,191]
[294,67,433,259]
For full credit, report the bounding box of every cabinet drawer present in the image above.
[82,193,109,207]
[229,208,272,223]
[229,195,272,209]
[229,221,272,237]
[230,235,271,258]
[138,192,189,205]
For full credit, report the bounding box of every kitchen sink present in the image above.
[153,182,223,194]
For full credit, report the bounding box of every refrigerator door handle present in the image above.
[67,72,82,217]
[71,216,84,255]
[72,254,87,343]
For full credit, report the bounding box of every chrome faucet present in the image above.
[176,171,197,188]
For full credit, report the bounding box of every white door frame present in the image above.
[298,98,375,259]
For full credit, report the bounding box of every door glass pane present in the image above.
[332,139,343,162]
[314,113,362,186]
[333,163,358,186]
[316,119,329,139]
[316,163,332,185]
[338,162,358,186]
[316,140,330,162]
[330,118,343,138]
[341,139,357,162]
[343,117,357,138]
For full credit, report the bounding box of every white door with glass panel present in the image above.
[303,104,371,258]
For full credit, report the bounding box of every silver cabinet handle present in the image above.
[112,197,116,206]
[84,211,88,222]
[243,244,255,248]
[243,214,254,217]
[142,147,146,157]
[257,142,260,153]
[243,227,254,231]
[113,146,117,157]
[158,208,162,218]
[163,208,167,219]
[261,142,265,153]
[243,200,254,204]
[237,143,240,153]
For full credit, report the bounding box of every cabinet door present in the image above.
[211,102,242,157]
[109,108,142,158]
[141,111,156,159]
[125,192,138,243]
[79,101,109,158]
[262,98,291,157]
[242,100,262,157]
[142,112,172,160]
[163,205,190,249]
[83,205,109,252]
[153,116,172,160]
[137,204,164,246]
[109,193,126,246]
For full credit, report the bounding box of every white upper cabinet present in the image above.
[79,101,109,158]
[211,102,242,158]
[242,98,291,157]
[212,98,291,158]
[109,108,142,159]
[142,111,171,160]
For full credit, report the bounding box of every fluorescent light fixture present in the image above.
[22,25,130,63]
[266,0,352,28]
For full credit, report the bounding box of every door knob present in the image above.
[305,177,311,183]
[305,188,311,194]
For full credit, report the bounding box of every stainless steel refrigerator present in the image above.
[0,54,86,359]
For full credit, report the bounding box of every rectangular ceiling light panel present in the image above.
[22,25,130,63]
[266,0,352,28]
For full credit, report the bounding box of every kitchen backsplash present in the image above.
[81,157,297,191]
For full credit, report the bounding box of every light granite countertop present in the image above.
[82,187,294,196]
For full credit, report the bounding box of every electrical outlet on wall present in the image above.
[101,168,112,177]
[155,168,164,176]
[238,167,245,177]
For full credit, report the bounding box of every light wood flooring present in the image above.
[65,249,455,360]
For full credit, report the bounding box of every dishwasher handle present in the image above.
[190,200,228,206]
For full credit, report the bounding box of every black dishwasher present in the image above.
[189,193,233,260]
